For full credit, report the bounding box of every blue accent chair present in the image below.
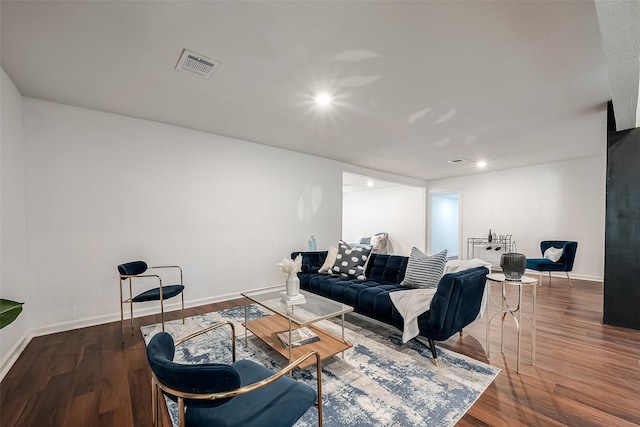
[118,260,186,340]
[526,241,578,286]
[146,321,322,427]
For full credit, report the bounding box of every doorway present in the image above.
[343,172,425,256]
[429,191,460,259]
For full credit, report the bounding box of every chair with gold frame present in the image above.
[146,321,322,427]
[118,260,185,341]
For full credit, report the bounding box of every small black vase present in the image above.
[500,253,526,280]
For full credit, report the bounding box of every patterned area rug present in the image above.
[141,305,499,426]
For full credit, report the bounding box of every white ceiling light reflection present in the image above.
[315,93,333,105]
[335,75,381,88]
[408,108,431,124]
[476,160,487,169]
[434,109,457,124]
[331,50,381,62]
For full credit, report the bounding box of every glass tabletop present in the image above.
[487,273,537,285]
[241,286,353,326]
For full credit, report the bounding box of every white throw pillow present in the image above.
[544,246,563,262]
[401,248,448,289]
[318,245,338,273]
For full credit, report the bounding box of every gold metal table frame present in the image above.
[241,286,353,369]
[485,273,538,374]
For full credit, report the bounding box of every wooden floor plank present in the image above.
[1,279,639,426]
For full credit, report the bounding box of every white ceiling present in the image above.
[1,1,635,181]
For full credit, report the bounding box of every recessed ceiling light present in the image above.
[476,160,487,169]
[366,180,374,187]
[315,93,333,105]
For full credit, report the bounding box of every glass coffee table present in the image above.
[241,286,353,369]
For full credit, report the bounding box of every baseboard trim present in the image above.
[524,270,603,283]
[0,291,240,382]
[0,331,32,382]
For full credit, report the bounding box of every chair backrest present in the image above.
[421,266,489,341]
[118,260,148,277]
[540,241,578,271]
[146,332,241,407]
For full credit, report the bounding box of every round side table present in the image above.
[485,273,538,374]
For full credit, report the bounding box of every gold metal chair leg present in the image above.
[539,271,544,287]
[566,272,573,287]
[181,293,185,325]
[120,305,125,343]
[160,297,165,332]
[459,330,463,338]
[130,301,134,336]
[548,272,552,285]
[151,380,158,427]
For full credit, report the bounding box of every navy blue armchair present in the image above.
[526,241,578,286]
[146,321,322,427]
[118,260,186,341]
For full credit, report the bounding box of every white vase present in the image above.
[286,273,300,296]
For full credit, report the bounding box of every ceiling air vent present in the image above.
[448,159,466,164]
[175,49,220,80]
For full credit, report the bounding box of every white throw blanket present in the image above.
[390,259,492,343]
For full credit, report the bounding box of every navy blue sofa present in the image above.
[291,251,489,365]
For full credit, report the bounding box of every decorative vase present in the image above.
[286,273,300,296]
[500,252,527,280]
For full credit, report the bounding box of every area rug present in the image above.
[141,305,500,426]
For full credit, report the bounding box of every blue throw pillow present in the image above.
[331,240,372,280]
[401,248,448,289]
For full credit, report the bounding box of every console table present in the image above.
[467,235,513,267]
[485,273,537,373]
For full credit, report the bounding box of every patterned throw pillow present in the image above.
[401,248,448,289]
[331,240,372,279]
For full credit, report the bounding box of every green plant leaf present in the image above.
[0,299,24,329]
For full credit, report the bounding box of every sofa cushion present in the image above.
[331,241,372,280]
[400,248,447,289]
[357,284,402,316]
[365,253,408,284]
[308,275,353,299]
[318,246,338,273]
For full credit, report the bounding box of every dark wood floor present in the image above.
[2,276,639,426]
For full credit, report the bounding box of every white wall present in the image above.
[0,67,30,375]
[343,185,426,256]
[21,97,351,331]
[428,156,606,281]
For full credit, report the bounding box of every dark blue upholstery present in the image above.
[146,332,240,407]
[132,285,185,302]
[526,240,578,285]
[146,332,317,427]
[292,251,488,363]
[118,260,147,276]
[416,267,488,340]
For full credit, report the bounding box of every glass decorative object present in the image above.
[286,273,301,296]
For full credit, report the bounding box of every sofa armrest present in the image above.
[291,251,328,274]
